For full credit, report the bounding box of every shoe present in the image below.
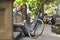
[24,33,29,37]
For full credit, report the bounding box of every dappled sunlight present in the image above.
[49,33,60,37]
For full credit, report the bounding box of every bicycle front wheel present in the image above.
[28,19,45,39]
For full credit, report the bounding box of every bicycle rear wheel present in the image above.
[28,19,44,39]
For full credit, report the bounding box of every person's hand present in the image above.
[17,23,24,26]
[13,23,24,26]
[22,20,26,24]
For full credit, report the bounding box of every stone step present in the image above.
[13,32,21,39]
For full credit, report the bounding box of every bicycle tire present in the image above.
[28,19,45,39]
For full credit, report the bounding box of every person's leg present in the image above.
[20,25,29,36]
[13,25,18,32]
[51,21,56,31]
[51,22,54,31]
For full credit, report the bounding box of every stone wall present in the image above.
[0,0,14,40]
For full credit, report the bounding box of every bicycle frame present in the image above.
[31,12,39,30]
[25,11,40,32]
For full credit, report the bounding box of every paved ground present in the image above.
[14,24,60,40]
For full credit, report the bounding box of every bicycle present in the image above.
[24,11,45,39]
